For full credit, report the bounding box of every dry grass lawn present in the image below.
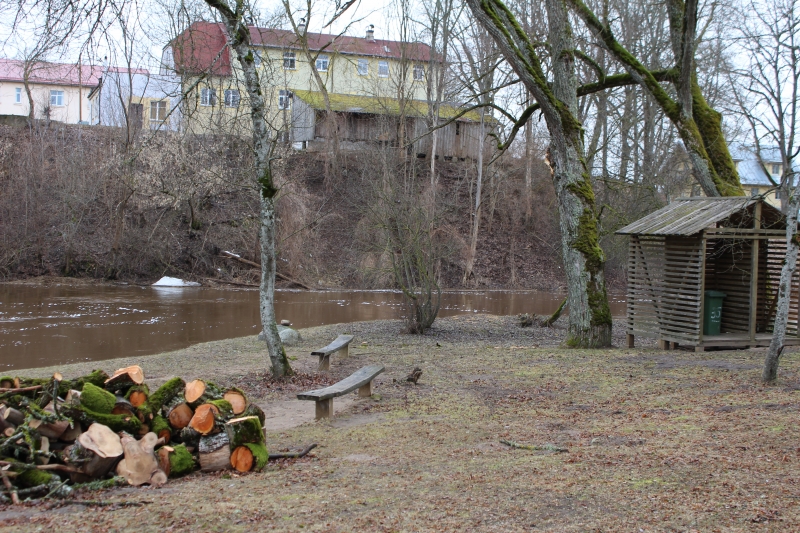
[1,315,799,532]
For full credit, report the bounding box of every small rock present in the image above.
[258,325,302,345]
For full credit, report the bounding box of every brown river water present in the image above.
[0,285,626,370]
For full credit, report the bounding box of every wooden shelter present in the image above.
[617,197,800,351]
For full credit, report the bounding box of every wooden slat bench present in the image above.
[297,364,384,420]
[311,334,354,371]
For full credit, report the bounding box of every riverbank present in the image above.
[2,316,799,531]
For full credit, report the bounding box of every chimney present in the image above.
[366,24,375,41]
[298,18,306,35]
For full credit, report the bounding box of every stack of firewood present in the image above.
[0,365,268,503]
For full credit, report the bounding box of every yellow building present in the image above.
[166,21,488,157]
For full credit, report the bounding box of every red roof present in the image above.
[171,21,431,76]
[0,59,105,87]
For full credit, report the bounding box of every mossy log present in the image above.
[62,370,109,396]
[151,415,172,443]
[241,403,266,426]
[81,383,116,414]
[198,433,230,472]
[16,468,55,488]
[179,426,201,448]
[157,444,195,478]
[224,416,264,449]
[230,442,268,473]
[75,406,142,433]
[138,378,185,420]
[125,385,150,408]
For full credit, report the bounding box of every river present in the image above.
[0,284,626,370]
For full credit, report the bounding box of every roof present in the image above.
[170,21,431,75]
[293,90,490,122]
[730,145,799,186]
[616,197,783,236]
[0,59,106,87]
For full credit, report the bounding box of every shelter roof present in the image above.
[616,197,783,236]
[293,90,489,122]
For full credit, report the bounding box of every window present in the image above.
[772,163,781,175]
[224,89,240,108]
[150,100,167,121]
[413,64,425,81]
[15,87,21,103]
[315,54,329,72]
[751,187,760,197]
[378,60,389,78]
[455,122,460,136]
[50,90,64,106]
[278,90,293,110]
[253,51,262,67]
[776,189,782,200]
[357,59,368,76]
[283,52,296,70]
[200,88,216,106]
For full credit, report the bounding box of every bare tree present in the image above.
[201,0,294,378]
[732,0,800,382]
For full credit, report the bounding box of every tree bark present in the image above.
[203,0,293,378]
[764,188,800,382]
[466,0,612,347]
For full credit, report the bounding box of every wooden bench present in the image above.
[297,364,384,420]
[311,334,354,371]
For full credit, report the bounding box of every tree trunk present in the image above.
[202,1,293,378]
[463,110,485,285]
[466,0,612,347]
[764,186,800,382]
[546,0,612,347]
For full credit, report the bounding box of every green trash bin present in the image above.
[703,290,726,336]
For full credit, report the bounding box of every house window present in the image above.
[253,51,262,67]
[278,90,293,110]
[378,60,389,78]
[150,100,167,121]
[456,122,460,135]
[776,189,782,200]
[284,52,296,69]
[751,187,760,197]
[413,64,425,81]
[316,54,329,72]
[50,90,64,106]
[15,87,21,103]
[772,163,781,175]
[224,89,240,108]
[357,59,368,76]
[200,88,216,106]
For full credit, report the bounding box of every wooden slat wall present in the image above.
[627,235,703,343]
[763,239,800,336]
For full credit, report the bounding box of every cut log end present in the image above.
[230,446,254,472]
[129,390,148,408]
[223,390,247,415]
[168,403,194,430]
[185,379,206,404]
[189,404,220,435]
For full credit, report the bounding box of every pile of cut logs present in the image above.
[0,365,268,503]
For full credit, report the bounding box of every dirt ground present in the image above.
[2,315,799,532]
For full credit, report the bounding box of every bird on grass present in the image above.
[406,367,423,385]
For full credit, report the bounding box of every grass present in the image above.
[1,315,799,531]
